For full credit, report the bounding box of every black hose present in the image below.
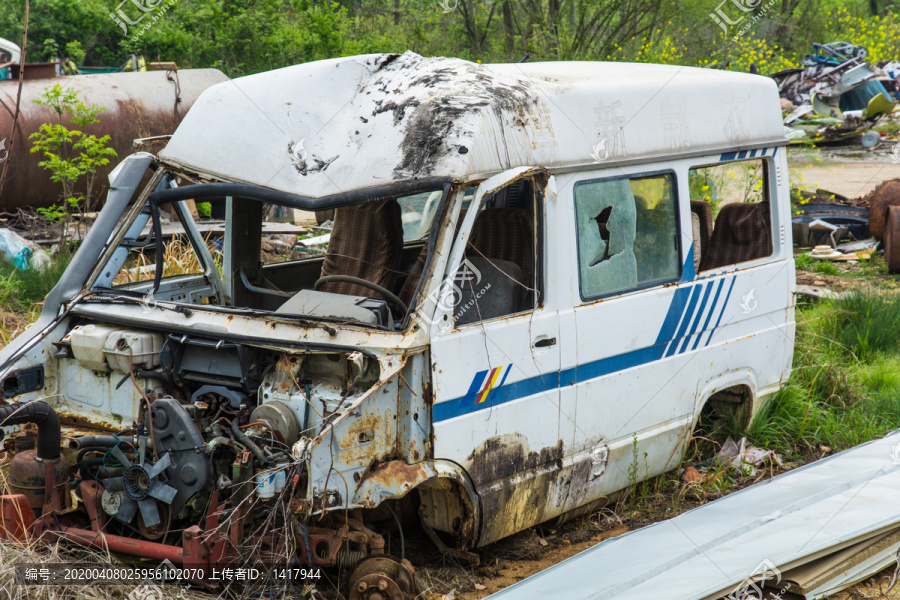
[386,503,405,561]
[134,370,174,394]
[73,457,104,480]
[230,414,269,467]
[0,401,60,460]
[68,436,119,450]
[76,446,110,464]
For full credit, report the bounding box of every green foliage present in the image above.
[747,291,900,456]
[36,205,67,223]
[0,248,75,309]
[29,83,117,217]
[2,0,897,79]
[65,40,86,65]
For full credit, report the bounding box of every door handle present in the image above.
[534,337,557,348]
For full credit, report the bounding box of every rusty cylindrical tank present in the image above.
[866,178,900,241]
[0,68,229,210]
[8,449,68,510]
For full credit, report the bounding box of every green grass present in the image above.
[747,290,900,456]
[793,253,841,276]
[0,249,75,311]
[794,252,890,280]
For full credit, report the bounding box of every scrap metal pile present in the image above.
[772,42,898,146]
[791,178,900,273]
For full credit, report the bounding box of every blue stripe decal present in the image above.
[433,258,741,423]
[681,246,696,282]
[719,148,775,162]
[679,281,714,354]
[654,285,693,345]
[705,276,737,346]
[692,278,726,351]
[666,284,703,357]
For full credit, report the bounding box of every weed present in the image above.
[0,249,74,311]
[813,260,841,277]
[747,290,900,457]
[793,253,816,271]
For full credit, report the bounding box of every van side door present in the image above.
[427,167,562,546]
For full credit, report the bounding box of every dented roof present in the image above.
[159,51,785,198]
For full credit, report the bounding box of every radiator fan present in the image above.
[101,438,178,528]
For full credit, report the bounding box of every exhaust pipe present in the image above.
[0,401,60,460]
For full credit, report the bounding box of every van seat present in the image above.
[690,201,713,269]
[318,199,404,298]
[698,200,772,271]
[398,208,469,307]
[468,208,534,290]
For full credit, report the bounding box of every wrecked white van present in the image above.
[0,52,793,593]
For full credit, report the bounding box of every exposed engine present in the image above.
[0,322,419,598]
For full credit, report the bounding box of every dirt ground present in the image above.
[791,147,900,199]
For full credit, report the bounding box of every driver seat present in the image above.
[318,199,404,299]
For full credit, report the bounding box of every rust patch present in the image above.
[357,459,428,489]
[465,434,563,488]
[58,413,118,433]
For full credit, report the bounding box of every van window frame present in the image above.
[687,156,774,273]
[573,168,683,303]
[449,176,546,331]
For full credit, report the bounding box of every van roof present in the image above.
[159,51,785,199]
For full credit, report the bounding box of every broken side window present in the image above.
[574,172,680,300]
[452,178,542,327]
[689,158,772,272]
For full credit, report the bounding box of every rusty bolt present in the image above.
[377,580,388,591]
[357,582,368,593]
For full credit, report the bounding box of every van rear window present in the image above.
[574,172,680,300]
[689,158,771,272]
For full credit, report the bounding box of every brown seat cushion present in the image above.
[690,201,713,252]
[399,246,428,306]
[319,199,403,299]
[398,208,470,307]
[468,208,534,291]
[698,200,772,272]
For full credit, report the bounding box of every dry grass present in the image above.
[0,537,213,600]
[114,237,206,286]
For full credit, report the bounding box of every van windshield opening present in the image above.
[91,180,446,330]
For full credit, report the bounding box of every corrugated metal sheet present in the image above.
[488,431,900,600]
